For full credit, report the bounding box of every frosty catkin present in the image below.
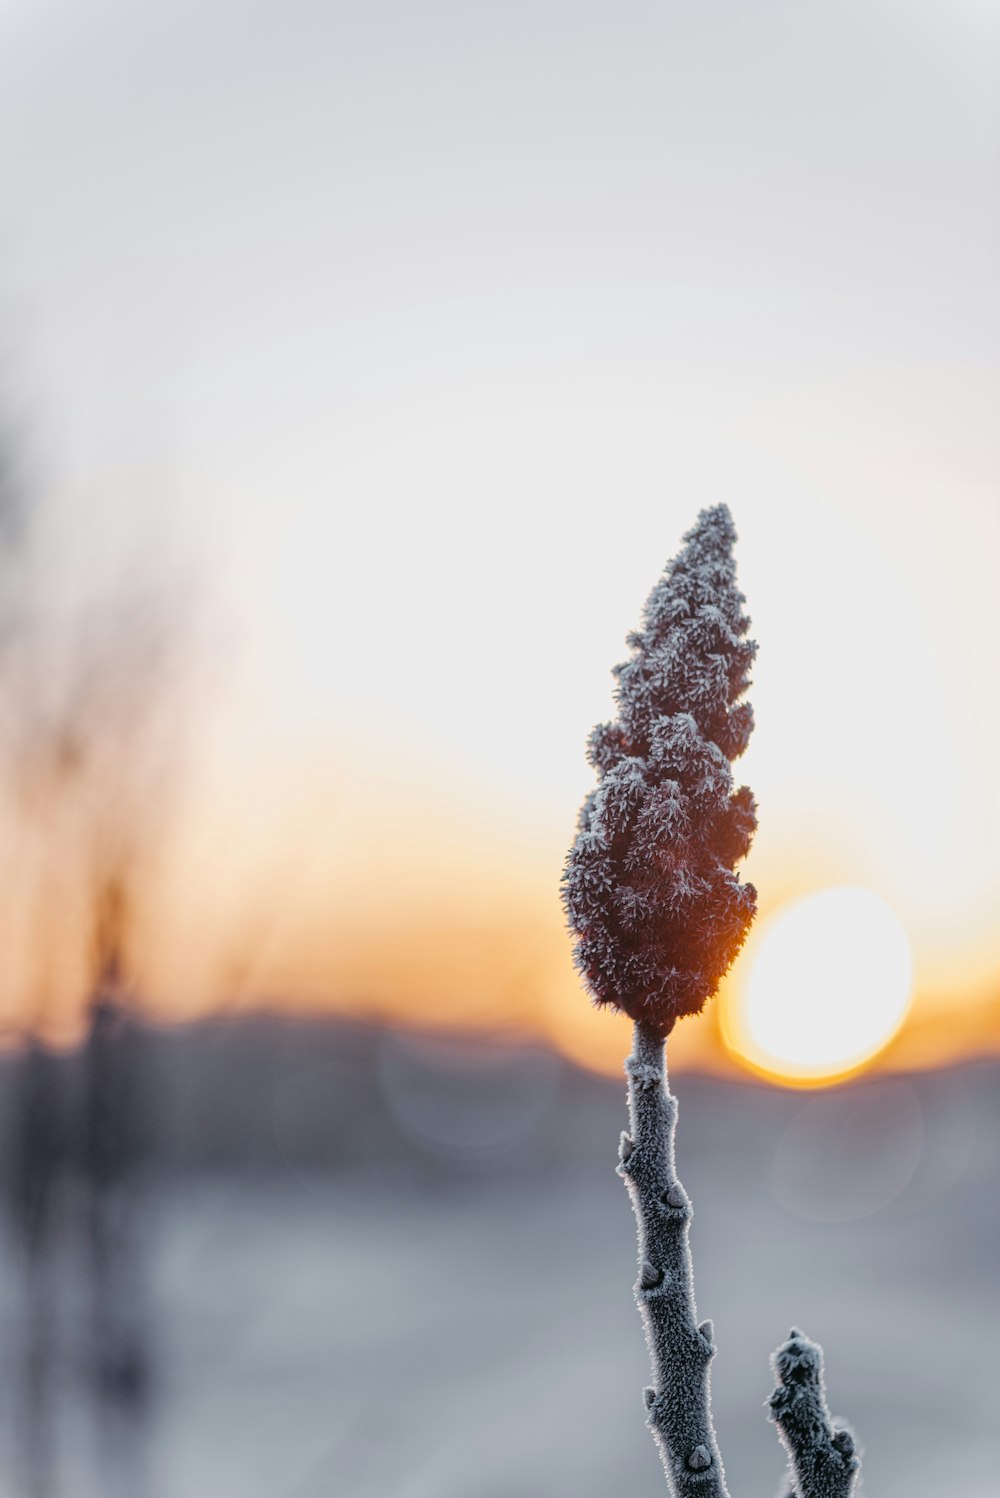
[562,504,757,1035]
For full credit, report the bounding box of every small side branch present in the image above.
[768,1329,860,1498]
[619,1020,729,1497]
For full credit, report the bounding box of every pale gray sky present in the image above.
[1,0,998,1039]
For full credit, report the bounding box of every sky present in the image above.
[1,0,998,1079]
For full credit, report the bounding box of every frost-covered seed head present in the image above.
[562,505,758,1033]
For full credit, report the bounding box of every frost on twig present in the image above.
[621,1021,729,1497]
[768,1329,861,1498]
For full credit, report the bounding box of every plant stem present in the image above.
[769,1329,860,1498]
[619,1020,729,1497]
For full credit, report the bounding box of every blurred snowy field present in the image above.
[0,1023,997,1497]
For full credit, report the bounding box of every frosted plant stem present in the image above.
[618,1020,729,1497]
[768,1329,860,1498]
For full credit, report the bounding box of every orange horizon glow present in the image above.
[3,481,999,1086]
[3,720,1000,1091]
[4,723,1000,1089]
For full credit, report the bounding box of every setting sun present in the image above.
[721,886,914,1086]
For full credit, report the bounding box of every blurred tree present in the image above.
[1,404,64,1498]
[0,406,188,1496]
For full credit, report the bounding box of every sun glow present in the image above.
[721,886,914,1086]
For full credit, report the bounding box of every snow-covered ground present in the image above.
[0,1025,997,1496]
